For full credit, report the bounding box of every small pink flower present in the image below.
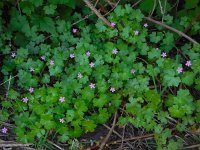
[110,87,115,93]
[112,48,118,54]
[11,52,16,58]
[185,60,191,67]
[111,22,116,28]
[50,60,54,65]
[89,83,95,89]
[134,30,139,35]
[28,87,34,93]
[131,69,135,74]
[22,97,28,103]
[72,28,77,33]
[70,53,75,58]
[30,67,35,72]
[177,67,183,74]
[59,97,65,103]
[78,73,83,79]
[161,52,167,58]
[41,56,45,60]
[89,62,95,68]
[59,118,64,123]
[144,23,148,28]
[1,127,8,134]
[86,51,91,57]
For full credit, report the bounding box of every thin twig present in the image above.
[120,125,125,150]
[105,0,115,8]
[103,124,134,149]
[184,13,200,34]
[6,75,12,99]
[0,121,15,128]
[181,143,200,149]
[132,0,143,8]
[99,112,118,150]
[47,140,64,150]
[144,17,199,44]
[104,0,121,16]
[72,13,94,26]
[94,0,100,7]
[83,0,112,27]
[0,75,18,86]
[176,12,200,44]
[73,0,120,26]
[23,148,36,150]
[0,143,32,147]
[109,133,154,144]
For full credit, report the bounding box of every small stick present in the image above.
[105,0,115,8]
[104,0,121,16]
[184,13,200,34]
[132,0,143,8]
[6,75,12,99]
[120,125,125,150]
[83,0,112,27]
[0,143,32,147]
[47,140,64,150]
[109,133,154,144]
[181,143,200,149]
[95,0,100,6]
[0,75,18,86]
[103,124,134,149]
[176,12,200,44]
[99,112,117,150]
[144,17,199,44]
[72,12,94,26]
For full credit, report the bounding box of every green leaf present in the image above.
[93,94,108,108]
[2,101,12,108]
[17,48,29,58]
[167,89,195,118]
[195,76,200,90]
[20,2,34,15]
[185,0,199,9]
[163,15,173,24]
[162,70,181,87]
[44,5,57,15]
[8,89,20,100]
[82,120,96,132]
[95,20,107,32]
[41,74,50,84]
[149,32,163,43]
[181,72,194,86]
[30,0,43,7]
[139,0,154,12]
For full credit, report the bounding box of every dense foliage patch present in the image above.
[0,0,200,149]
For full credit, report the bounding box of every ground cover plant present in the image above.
[0,0,200,149]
